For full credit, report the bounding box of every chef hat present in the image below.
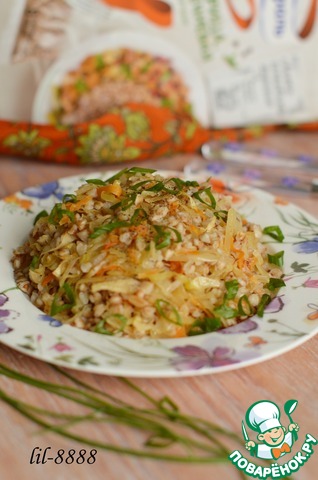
[246,401,282,433]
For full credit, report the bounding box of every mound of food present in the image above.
[12,168,285,338]
[50,48,189,124]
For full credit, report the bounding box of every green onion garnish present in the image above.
[105,167,156,186]
[48,204,74,225]
[224,280,239,300]
[153,227,171,250]
[152,226,182,249]
[192,188,216,209]
[189,317,222,336]
[267,250,284,267]
[128,167,156,174]
[163,178,184,195]
[104,169,129,184]
[94,314,127,335]
[263,225,284,243]
[130,208,148,225]
[110,193,137,211]
[265,278,286,291]
[213,304,238,320]
[95,53,105,71]
[146,181,165,192]
[75,78,88,93]
[184,180,199,187]
[33,210,48,225]
[256,293,271,317]
[237,295,253,316]
[90,221,130,238]
[63,194,77,203]
[86,178,107,185]
[214,210,228,221]
[30,256,40,270]
[94,321,113,335]
[130,180,151,191]
[50,282,75,316]
[155,299,182,325]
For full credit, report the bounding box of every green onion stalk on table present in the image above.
[0,362,293,479]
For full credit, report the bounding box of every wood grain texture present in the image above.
[0,131,317,480]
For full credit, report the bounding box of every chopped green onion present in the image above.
[86,178,106,185]
[121,194,137,211]
[111,194,137,211]
[94,321,113,335]
[214,210,228,221]
[153,227,171,250]
[48,203,74,225]
[130,180,151,191]
[192,188,216,209]
[267,250,284,267]
[146,181,165,192]
[188,317,222,335]
[63,194,77,203]
[30,256,40,270]
[166,226,182,243]
[152,225,182,249]
[128,167,156,174]
[155,299,182,325]
[263,225,284,243]
[237,295,253,316]
[256,294,271,317]
[130,208,148,225]
[184,180,199,187]
[214,304,238,319]
[104,169,129,184]
[94,314,127,335]
[163,178,184,194]
[50,282,75,316]
[188,317,222,336]
[75,78,88,93]
[95,54,105,71]
[265,278,286,291]
[105,167,156,186]
[33,210,48,225]
[90,221,130,238]
[224,280,239,300]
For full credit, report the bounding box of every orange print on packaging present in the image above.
[102,0,172,27]
[225,0,256,29]
[298,0,317,39]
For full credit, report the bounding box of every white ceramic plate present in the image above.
[32,31,210,126]
[1,171,318,377]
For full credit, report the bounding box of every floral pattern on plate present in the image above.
[0,171,317,377]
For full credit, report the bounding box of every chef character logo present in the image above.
[242,400,300,460]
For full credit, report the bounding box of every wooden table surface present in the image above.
[0,131,317,480]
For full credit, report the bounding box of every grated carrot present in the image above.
[169,261,183,273]
[188,224,201,236]
[67,195,92,212]
[42,272,55,286]
[95,264,123,276]
[130,225,149,236]
[103,240,119,251]
[96,184,122,198]
[177,249,199,255]
[173,325,186,338]
[59,214,71,226]
[231,244,245,269]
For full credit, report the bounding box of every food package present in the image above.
[0,0,317,163]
